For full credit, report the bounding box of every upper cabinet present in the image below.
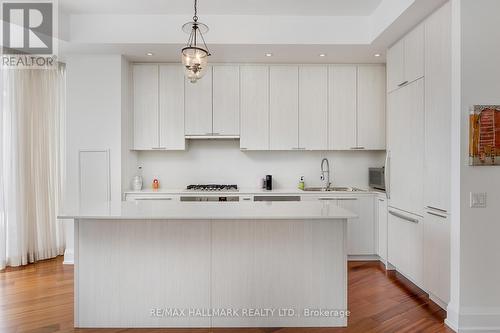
[185,67,213,136]
[184,65,241,137]
[213,65,240,136]
[329,65,386,150]
[357,65,386,150]
[240,66,269,150]
[133,64,185,150]
[269,66,299,150]
[299,66,328,150]
[159,65,186,150]
[329,65,357,150]
[133,64,159,150]
[132,63,386,151]
[387,23,424,92]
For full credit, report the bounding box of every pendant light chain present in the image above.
[193,0,198,22]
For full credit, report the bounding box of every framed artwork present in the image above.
[469,105,500,166]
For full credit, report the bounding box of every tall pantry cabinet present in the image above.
[386,2,451,308]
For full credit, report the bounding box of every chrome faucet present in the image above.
[320,158,331,189]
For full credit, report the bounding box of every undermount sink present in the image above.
[302,186,364,192]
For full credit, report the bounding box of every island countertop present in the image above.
[58,200,357,220]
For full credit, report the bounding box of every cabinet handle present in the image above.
[350,147,365,150]
[152,147,166,150]
[318,198,337,201]
[425,206,447,214]
[389,210,419,223]
[336,198,358,201]
[378,198,385,202]
[240,147,248,150]
[135,198,172,201]
[426,211,447,219]
[398,80,409,87]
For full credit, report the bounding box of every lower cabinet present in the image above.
[376,195,388,262]
[301,195,375,255]
[423,210,450,306]
[124,193,178,201]
[338,196,375,255]
[388,208,424,286]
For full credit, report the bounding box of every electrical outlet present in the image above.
[470,192,487,208]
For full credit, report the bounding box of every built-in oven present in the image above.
[180,196,240,202]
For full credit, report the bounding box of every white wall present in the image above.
[448,0,500,331]
[66,55,124,204]
[64,54,134,263]
[135,140,385,190]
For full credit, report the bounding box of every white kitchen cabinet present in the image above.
[299,66,328,150]
[387,39,405,93]
[213,65,240,136]
[269,66,299,150]
[185,66,213,135]
[301,194,375,255]
[337,196,375,255]
[388,208,423,286]
[423,209,450,307]
[159,65,185,150]
[357,65,386,150]
[376,195,388,262]
[387,78,424,216]
[125,193,179,201]
[329,65,357,150]
[240,66,269,150]
[404,24,425,85]
[133,64,159,149]
[387,23,424,92]
[424,2,451,213]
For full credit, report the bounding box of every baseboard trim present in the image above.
[63,249,74,265]
[455,307,500,333]
[429,293,448,311]
[348,254,380,261]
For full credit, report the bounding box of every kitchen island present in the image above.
[60,200,356,328]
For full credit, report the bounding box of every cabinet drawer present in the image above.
[388,208,423,286]
[125,194,178,201]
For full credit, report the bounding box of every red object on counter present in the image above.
[152,178,159,190]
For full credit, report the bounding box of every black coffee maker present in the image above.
[264,175,272,191]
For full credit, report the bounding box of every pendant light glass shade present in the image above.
[182,47,209,83]
[182,0,211,83]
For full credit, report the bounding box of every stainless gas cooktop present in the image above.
[185,184,238,192]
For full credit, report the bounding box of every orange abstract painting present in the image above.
[469,105,500,165]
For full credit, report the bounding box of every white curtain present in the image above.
[0,64,66,270]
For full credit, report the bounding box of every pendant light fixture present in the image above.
[181,0,211,83]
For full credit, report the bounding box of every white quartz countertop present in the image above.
[124,187,377,195]
[58,200,357,220]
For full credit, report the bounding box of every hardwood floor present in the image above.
[0,257,453,333]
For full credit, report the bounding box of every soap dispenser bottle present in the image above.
[132,166,143,191]
[298,176,305,190]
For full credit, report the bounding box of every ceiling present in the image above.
[59,0,447,63]
[60,0,383,16]
[59,43,387,64]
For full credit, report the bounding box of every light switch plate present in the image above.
[470,192,487,208]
